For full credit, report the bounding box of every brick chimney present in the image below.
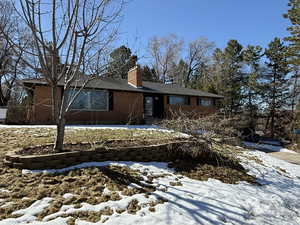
[128,66,142,88]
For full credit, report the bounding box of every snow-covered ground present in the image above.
[1,148,300,225]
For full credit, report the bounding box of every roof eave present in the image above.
[21,79,225,99]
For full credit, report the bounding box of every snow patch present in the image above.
[0,189,10,193]
[22,161,172,175]
[0,198,54,225]
[62,193,74,199]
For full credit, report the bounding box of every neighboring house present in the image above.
[22,66,223,124]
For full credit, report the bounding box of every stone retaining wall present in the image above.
[4,140,203,170]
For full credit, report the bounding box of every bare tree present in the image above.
[148,34,183,83]
[183,37,215,87]
[0,0,29,107]
[1,0,124,151]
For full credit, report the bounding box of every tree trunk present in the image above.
[0,98,8,107]
[291,70,299,134]
[53,90,67,152]
[51,85,58,123]
[270,109,275,138]
[0,88,8,106]
[54,115,66,152]
[265,115,270,133]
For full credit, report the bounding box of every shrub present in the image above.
[5,104,32,124]
[158,109,239,140]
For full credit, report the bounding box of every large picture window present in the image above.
[198,98,214,107]
[168,95,189,105]
[69,89,108,111]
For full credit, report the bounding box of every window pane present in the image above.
[199,98,213,106]
[69,89,108,111]
[91,90,108,110]
[70,90,90,110]
[169,96,185,105]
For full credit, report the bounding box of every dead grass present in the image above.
[0,165,157,221]
[170,162,257,184]
[0,128,178,159]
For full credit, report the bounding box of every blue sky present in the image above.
[116,0,291,61]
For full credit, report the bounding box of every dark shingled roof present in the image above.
[22,77,223,99]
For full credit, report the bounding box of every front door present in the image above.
[144,96,154,117]
[144,95,164,118]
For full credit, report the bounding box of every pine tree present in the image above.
[284,0,300,132]
[284,0,300,66]
[242,45,263,126]
[140,65,157,82]
[214,40,244,115]
[263,38,290,137]
[107,45,137,79]
[188,60,215,93]
[168,59,189,86]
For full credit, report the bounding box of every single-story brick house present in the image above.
[22,66,223,124]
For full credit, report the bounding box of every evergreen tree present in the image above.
[242,45,263,125]
[107,45,137,79]
[263,38,290,137]
[284,0,300,131]
[168,59,189,85]
[213,40,244,115]
[190,61,215,92]
[284,0,300,66]
[140,65,157,82]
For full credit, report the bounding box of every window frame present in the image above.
[69,89,109,112]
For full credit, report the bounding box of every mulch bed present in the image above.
[17,138,184,156]
[169,160,257,184]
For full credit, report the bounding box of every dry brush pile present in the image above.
[158,111,257,184]
[159,110,239,140]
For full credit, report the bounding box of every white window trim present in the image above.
[69,89,109,112]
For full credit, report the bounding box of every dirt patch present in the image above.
[170,161,257,184]
[169,181,183,186]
